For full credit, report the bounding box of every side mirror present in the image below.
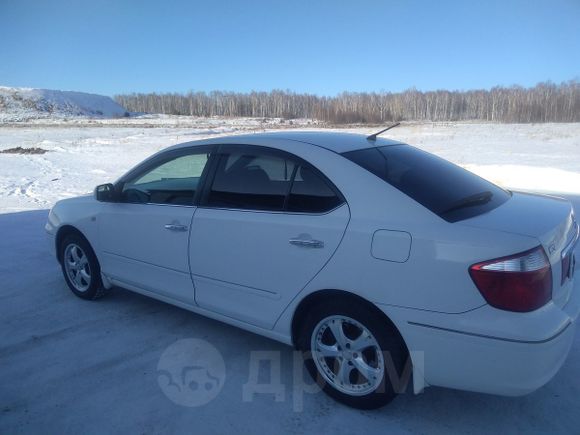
[95,183,118,202]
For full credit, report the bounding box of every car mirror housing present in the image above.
[95,183,118,202]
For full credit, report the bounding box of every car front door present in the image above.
[189,145,350,328]
[98,147,212,303]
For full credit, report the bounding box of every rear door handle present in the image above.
[164,224,188,232]
[289,238,324,248]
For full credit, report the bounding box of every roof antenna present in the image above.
[366,122,401,141]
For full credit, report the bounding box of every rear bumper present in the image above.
[379,276,579,396]
[406,312,575,396]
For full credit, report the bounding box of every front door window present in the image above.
[122,153,209,205]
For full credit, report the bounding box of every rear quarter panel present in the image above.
[272,151,543,337]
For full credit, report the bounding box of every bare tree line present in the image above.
[115,80,579,124]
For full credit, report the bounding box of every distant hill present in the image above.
[0,86,129,122]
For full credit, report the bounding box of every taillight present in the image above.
[469,246,552,312]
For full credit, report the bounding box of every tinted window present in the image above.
[287,166,342,213]
[343,145,510,222]
[207,152,295,211]
[122,153,208,205]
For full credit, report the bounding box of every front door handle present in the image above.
[289,238,324,249]
[164,224,188,232]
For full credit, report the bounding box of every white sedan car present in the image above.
[46,131,579,409]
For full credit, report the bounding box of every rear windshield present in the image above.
[342,145,510,222]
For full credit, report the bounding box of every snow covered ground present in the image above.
[0,205,575,434]
[0,120,579,213]
[1,119,579,434]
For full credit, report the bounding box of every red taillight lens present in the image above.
[469,246,552,312]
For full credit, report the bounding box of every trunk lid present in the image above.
[460,191,577,308]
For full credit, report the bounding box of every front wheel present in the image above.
[298,299,410,409]
[60,234,106,300]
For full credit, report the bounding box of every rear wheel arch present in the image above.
[292,289,412,408]
[290,289,407,351]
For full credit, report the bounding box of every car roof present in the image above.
[172,130,404,154]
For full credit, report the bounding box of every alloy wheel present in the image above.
[310,315,384,396]
[64,243,91,292]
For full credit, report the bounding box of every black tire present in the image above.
[59,233,106,300]
[297,298,410,409]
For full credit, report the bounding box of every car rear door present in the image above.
[99,147,212,304]
[189,145,350,328]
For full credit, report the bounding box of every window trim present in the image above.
[198,144,346,214]
[113,143,346,213]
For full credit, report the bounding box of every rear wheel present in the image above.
[60,234,106,300]
[298,299,410,409]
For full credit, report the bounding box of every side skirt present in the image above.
[107,276,293,346]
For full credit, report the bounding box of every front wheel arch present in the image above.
[55,225,91,264]
[58,229,107,300]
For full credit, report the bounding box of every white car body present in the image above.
[46,132,579,398]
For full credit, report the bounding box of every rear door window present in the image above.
[343,145,510,222]
[207,152,294,211]
[287,166,342,213]
[206,147,344,213]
